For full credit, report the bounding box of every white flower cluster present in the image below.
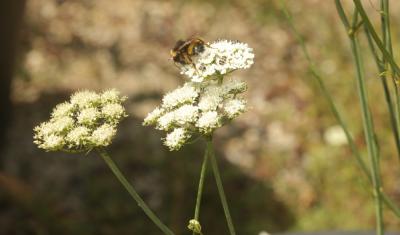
[180,40,254,82]
[143,79,247,151]
[144,39,253,151]
[34,89,128,152]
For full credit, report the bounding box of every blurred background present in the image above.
[1,0,400,234]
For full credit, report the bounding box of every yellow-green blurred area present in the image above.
[1,0,400,234]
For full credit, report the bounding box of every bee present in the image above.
[170,37,206,69]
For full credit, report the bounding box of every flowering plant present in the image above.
[144,39,254,234]
[33,38,254,235]
[144,40,254,151]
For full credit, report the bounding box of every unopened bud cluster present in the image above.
[187,219,202,234]
[34,89,127,152]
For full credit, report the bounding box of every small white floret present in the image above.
[196,111,221,134]
[91,124,117,147]
[143,107,165,126]
[156,112,176,131]
[66,126,90,146]
[51,102,75,118]
[162,84,199,109]
[70,90,101,108]
[174,105,199,125]
[77,107,100,125]
[164,128,191,151]
[224,99,246,119]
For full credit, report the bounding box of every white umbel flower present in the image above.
[40,134,64,151]
[221,79,247,96]
[102,103,126,122]
[77,107,99,125]
[144,79,248,150]
[144,38,253,151]
[164,128,191,151]
[143,107,165,126]
[51,116,75,133]
[70,90,101,108]
[51,102,74,118]
[224,99,246,119]
[179,40,254,82]
[162,83,199,109]
[174,105,199,125]
[156,112,176,131]
[91,123,116,147]
[66,126,90,146]
[34,89,127,152]
[101,89,126,103]
[196,111,222,134]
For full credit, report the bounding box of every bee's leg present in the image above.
[192,63,200,74]
[186,55,201,75]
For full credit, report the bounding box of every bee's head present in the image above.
[193,43,205,55]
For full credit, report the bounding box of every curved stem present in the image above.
[97,149,175,235]
[192,144,210,235]
[208,139,236,235]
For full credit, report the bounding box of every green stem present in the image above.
[353,0,400,77]
[281,0,370,179]
[192,144,210,235]
[280,0,400,219]
[335,2,384,235]
[380,0,400,160]
[208,139,236,235]
[97,149,175,235]
[364,16,400,159]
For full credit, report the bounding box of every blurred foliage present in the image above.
[1,0,400,234]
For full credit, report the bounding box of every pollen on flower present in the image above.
[33,89,127,153]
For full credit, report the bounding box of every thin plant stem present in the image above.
[335,2,384,234]
[380,0,400,159]
[208,139,236,235]
[353,0,400,76]
[97,149,175,235]
[280,0,370,179]
[192,144,210,235]
[280,0,400,219]
[357,0,400,139]
[364,17,400,159]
